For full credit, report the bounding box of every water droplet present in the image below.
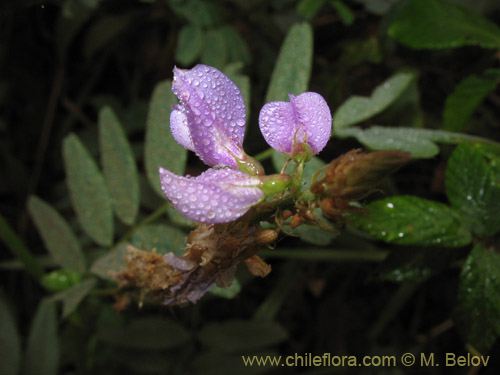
[207,211,215,219]
[387,203,394,209]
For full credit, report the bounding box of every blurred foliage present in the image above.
[1,0,500,374]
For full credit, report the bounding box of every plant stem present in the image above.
[117,204,169,244]
[259,248,388,262]
[254,148,274,161]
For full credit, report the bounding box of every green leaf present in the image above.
[131,224,186,256]
[266,22,313,102]
[445,144,500,238]
[99,106,140,225]
[83,13,135,58]
[333,71,416,130]
[0,213,44,280]
[41,269,81,292]
[98,317,190,350]
[376,247,461,283]
[52,278,97,318]
[443,69,500,132]
[0,293,21,375]
[198,320,288,353]
[169,0,220,27]
[454,244,500,354]
[293,225,336,246]
[330,0,355,25]
[219,26,252,65]
[209,279,241,299]
[28,196,86,274]
[175,24,204,65]
[145,80,187,196]
[336,126,500,158]
[296,0,327,20]
[90,242,129,280]
[201,28,228,69]
[24,298,59,375]
[351,196,472,247]
[388,0,500,49]
[63,134,114,246]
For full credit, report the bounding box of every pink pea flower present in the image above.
[259,92,332,157]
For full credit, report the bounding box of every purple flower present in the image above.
[159,167,263,223]
[170,65,246,169]
[259,92,332,156]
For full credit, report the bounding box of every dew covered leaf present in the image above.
[0,293,21,375]
[445,144,500,238]
[443,69,500,132]
[454,244,500,354]
[198,320,288,353]
[63,134,114,247]
[336,126,500,158]
[131,224,186,256]
[145,80,187,196]
[99,106,140,226]
[201,28,228,69]
[28,196,86,274]
[266,22,313,102]
[24,298,59,375]
[350,195,472,247]
[333,71,416,130]
[388,0,500,50]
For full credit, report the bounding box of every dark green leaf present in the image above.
[175,24,204,65]
[333,71,416,130]
[336,126,500,158]
[296,0,327,20]
[0,214,44,280]
[83,13,135,58]
[445,144,500,238]
[201,28,228,69]
[169,0,220,27]
[90,242,130,280]
[145,80,187,196]
[443,69,500,132]
[131,224,186,256]
[266,22,313,102]
[0,294,21,375]
[198,320,288,352]
[98,317,190,350]
[41,269,81,292]
[63,134,114,246]
[28,196,86,274]
[376,247,461,283]
[209,279,241,299]
[351,196,472,247]
[24,298,59,375]
[99,106,140,225]
[388,0,500,49]
[454,244,500,353]
[330,0,355,25]
[52,278,97,318]
[219,26,252,64]
[293,225,336,246]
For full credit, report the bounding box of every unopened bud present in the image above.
[256,229,279,244]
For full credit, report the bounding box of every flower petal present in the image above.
[290,92,332,154]
[259,92,332,155]
[159,167,263,224]
[172,65,246,168]
[258,101,296,153]
[170,106,195,151]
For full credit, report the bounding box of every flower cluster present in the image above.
[160,64,332,224]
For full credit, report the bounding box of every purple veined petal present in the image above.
[159,167,263,224]
[170,106,195,151]
[259,92,332,155]
[172,65,246,168]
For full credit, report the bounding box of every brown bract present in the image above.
[114,217,275,306]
